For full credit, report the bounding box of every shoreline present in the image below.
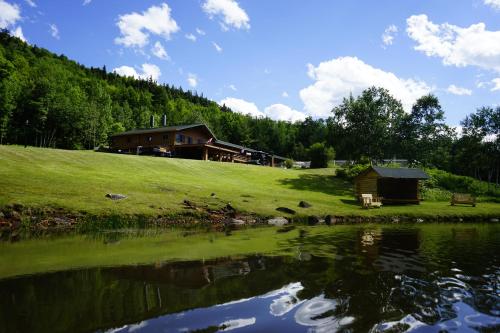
[1,202,499,241]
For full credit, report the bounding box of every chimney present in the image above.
[150,115,155,128]
[161,114,167,127]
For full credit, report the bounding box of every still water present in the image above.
[0,224,499,333]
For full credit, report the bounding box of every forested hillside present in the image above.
[0,30,498,184]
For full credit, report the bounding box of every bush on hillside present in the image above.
[424,168,500,198]
[309,143,335,169]
[336,163,370,180]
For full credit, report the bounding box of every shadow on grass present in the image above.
[340,199,359,206]
[279,174,354,196]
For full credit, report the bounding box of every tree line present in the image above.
[0,30,498,184]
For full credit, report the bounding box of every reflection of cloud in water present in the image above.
[260,282,303,299]
[294,295,355,333]
[103,321,148,333]
[219,317,256,331]
[268,282,305,316]
[371,302,500,332]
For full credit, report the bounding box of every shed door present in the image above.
[377,178,418,200]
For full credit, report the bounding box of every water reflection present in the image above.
[0,224,498,333]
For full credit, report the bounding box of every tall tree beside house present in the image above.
[330,87,405,162]
[399,94,455,169]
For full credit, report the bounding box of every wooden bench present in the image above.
[451,193,476,207]
[361,194,383,209]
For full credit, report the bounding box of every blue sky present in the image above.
[1,0,499,125]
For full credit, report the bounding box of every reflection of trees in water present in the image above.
[1,225,498,333]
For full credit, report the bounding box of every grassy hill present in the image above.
[1,145,499,218]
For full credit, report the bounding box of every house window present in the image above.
[187,136,193,144]
[146,136,152,142]
[176,134,185,143]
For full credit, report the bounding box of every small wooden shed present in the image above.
[354,166,430,204]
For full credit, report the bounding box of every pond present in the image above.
[0,224,499,332]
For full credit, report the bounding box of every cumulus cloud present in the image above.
[212,41,223,53]
[0,0,21,29]
[151,41,169,60]
[202,0,250,31]
[220,98,306,122]
[187,73,198,88]
[228,84,237,91]
[220,97,264,117]
[113,63,161,81]
[196,28,206,35]
[185,33,196,42]
[115,3,179,48]
[382,24,398,46]
[83,0,92,5]
[299,56,432,117]
[484,0,500,10]
[447,84,472,96]
[407,14,500,72]
[282,91,289,98]
[264,104,307,122]
[492,78,500,91]
[49,24,59,39]
[25,0,36,7]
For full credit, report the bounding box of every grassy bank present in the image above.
[1,145,500,219]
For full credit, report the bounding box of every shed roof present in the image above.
[370,166,430,179]
[111,124,216,138]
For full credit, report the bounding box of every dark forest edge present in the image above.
[0,30,498,186]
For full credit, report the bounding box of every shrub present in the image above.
[337,163,370,180]
[309,143,335,168]
[284,159,294,169]
[424,168,500,198]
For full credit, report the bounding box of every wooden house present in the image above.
[354,166,430,204]
[110,122,286,166]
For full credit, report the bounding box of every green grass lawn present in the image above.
[1,145,499,217]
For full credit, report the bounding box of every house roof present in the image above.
[111,124,216,138]
[370,166,430,179]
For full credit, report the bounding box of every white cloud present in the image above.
[115,3,180,48]
[0,0,21,29]
[407,14,500,72]
[492,78,500,91]
[299,56,432,117]
[151,41,170,60]
[49,24,59,39]
[187,73,198,88]
[220,97,306,122]
[228,84,237,91]
[447,84,472,96]
[113,63,161,81]
[25,0,36,7]
[264,104,306,122]
[202,0,250,31]
[220,97,264,117]
[83,0,91,5]
[12,26,26,42]
[282,91,289,98]
[212,41,223,53]
[196,28,206,35]
[484,0,500,10]
[185,33,196,42]
[382,24,398,46]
